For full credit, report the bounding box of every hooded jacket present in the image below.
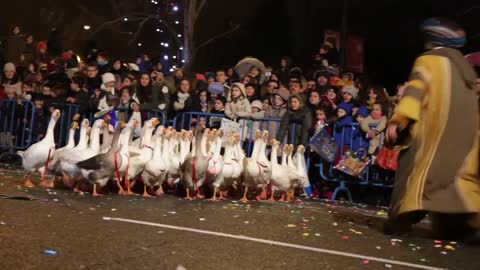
[225,82,251,119]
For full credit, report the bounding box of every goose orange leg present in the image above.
[154,184,164,196]
[185,188,195,200]
[208,187,218,201]
[219,190,228,200]
[24,173,34,187]
[240,186,249,203]
[268,190,275,202]
[143,185,152,198]
[92,184,102,197]
[73,182,82,193]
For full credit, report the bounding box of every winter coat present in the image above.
[359,115,387,154]
[276,107,312,147]
[134,83,169,114]
[169,92,201,129]
[67,89,90,116]
[225,98,251,120]
[243,110,265,140]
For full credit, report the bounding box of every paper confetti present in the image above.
[301,233,309,237]
[376,246,382,250]
[449,241,457,245]
[332,222,338,226]
[362,259,370,265]
[199,218,206,221]
[341,235,349,240]
[287,224,296,228]
[168,211,176,214]
[111,208,117,212]
[385,264,392,268]
[434,240,442,244]
[440,251,447,255]
[444,245,455,251]
[314,233,321,237]
[434,245,442,248]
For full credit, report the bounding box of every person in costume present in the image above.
[384,18,480,242]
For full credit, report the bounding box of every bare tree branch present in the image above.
[127,15,156,46]
[196,24,240,50]
[196,0,208,19]
[71,0,107,23]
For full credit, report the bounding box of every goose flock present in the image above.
[18,111,310,202]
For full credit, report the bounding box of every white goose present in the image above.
[125,118,159,196]
[18,109,61,188]
[62,119,105,190]
[268,139,303,202]
[48,121,79,182]
[100,114,115,154]
[206,129,224,201]
[255,130,272,200]
[141,125,168,196]
[241,130,263,202]
[115,119,140,195]
[220,134,242,199]
[293,145,310,197]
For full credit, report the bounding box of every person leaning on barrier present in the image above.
[275,93,312,148]
[133,72,169,117]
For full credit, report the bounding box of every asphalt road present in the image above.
[0,164,479,270]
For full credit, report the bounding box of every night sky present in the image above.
[1,0,479,90]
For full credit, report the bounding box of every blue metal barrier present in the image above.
[0,99,35,159]
[314,123,393,201]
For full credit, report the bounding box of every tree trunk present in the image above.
[183,0,197,74]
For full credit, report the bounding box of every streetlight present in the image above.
[83,25,91,30]
[173,6,179,11]
[138,43,142,47]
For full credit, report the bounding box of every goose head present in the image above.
[92,119,106,129]
[262,130,269,141]
[217,129,225,139]
[255,130,262,140]
[51,109,61,120]
[149,117,160,127]
[155,125,166,136]
[296,145,305,154]
[270,139,280,148]
[81,119,90,130]
[71,121,79,130]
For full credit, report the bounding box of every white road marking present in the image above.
[103,216,447,270]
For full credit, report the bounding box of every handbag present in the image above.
[309,128,338,163]
[334,148,370,177]
[375,146,399,171]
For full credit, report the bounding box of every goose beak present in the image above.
[72,122,79,129]
[151,118,160,126]
[54,110,61,117]
[102,120,108,127]
[132,120,139,127]
[120,122,127,128]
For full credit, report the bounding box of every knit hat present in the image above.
[354,106,369,118]
[37,41,47,51]
[273,87,290,101]
[230,82,246,99]
[421,18,466,48]
[195,73,207,81]
[251,100,263,110]
[205,72,215,79]
[208,82,224,94]
[3,63,15,72]
[337,102,353,115]
[102,73,115,85]
[341,85,359,99]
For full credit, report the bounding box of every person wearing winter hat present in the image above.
[262,86,290,140]
[245,82,259,103]
[340,85,358,107]
[225,82,251,119]
[383,18,480,241]
[333,101,354,151]
[96,72,119,125]
[2,63,22,96]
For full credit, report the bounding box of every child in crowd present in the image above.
[21,81,35,101]
[263,87,289,139]
[320,87,338,111]
[261,98,270,112]
[359,102,387,155]
[225,82,251,120]
[32,96,49,141]
[209,96,226,129]
[245,83,259,103]
[334,102,354,152]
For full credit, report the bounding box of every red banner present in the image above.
[324,30,364,73]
